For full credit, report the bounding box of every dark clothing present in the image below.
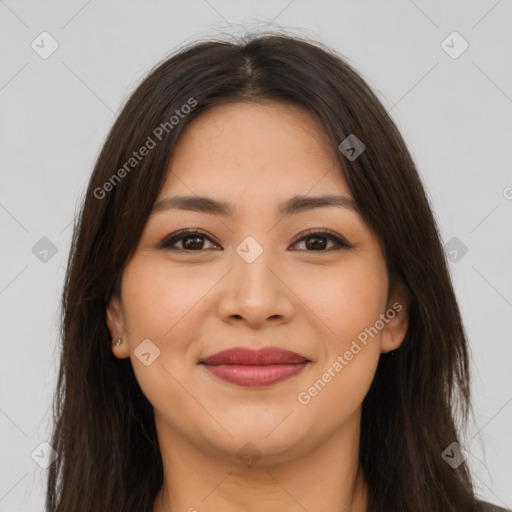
[477,500,511,512]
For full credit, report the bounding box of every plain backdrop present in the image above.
[1,1,511,510]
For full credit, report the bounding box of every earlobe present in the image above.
[381,280,410,354]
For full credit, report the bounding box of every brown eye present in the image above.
[160,228,351,253]
[160,230,219,251]
[290,229,351,251]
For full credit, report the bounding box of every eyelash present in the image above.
[159,228,351,252]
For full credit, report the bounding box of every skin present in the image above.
[106,101,410,512]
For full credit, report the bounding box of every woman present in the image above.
[46,32,509,512]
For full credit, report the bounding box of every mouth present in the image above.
[199,347,311,387]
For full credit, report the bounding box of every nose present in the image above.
[216,244,295,329]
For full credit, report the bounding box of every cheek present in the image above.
[295,256,388,346]
[297,345,380,434]
[294,259,387,423]
[121,256,215,340]
[118,258,198,384]
[119,258,211,421]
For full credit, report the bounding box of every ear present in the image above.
[380,279,410,354]
[106,294,130,359]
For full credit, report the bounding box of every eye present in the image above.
[289,229,351,251]
[160,228,351,253]
[159,229,220,251]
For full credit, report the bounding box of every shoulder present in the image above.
[475,500,512,512]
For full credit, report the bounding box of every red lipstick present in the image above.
[199,347,310,387]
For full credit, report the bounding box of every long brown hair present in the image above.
[46,31,479,511]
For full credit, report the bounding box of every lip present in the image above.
[199,347,310,387]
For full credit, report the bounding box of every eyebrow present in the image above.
[151,194,358,218]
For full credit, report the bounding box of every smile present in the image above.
[199,346,311,387]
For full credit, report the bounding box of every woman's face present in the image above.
[107,101,409,464]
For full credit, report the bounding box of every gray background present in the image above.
[1,1,511,510]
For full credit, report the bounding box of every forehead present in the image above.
[159,101,351,201]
